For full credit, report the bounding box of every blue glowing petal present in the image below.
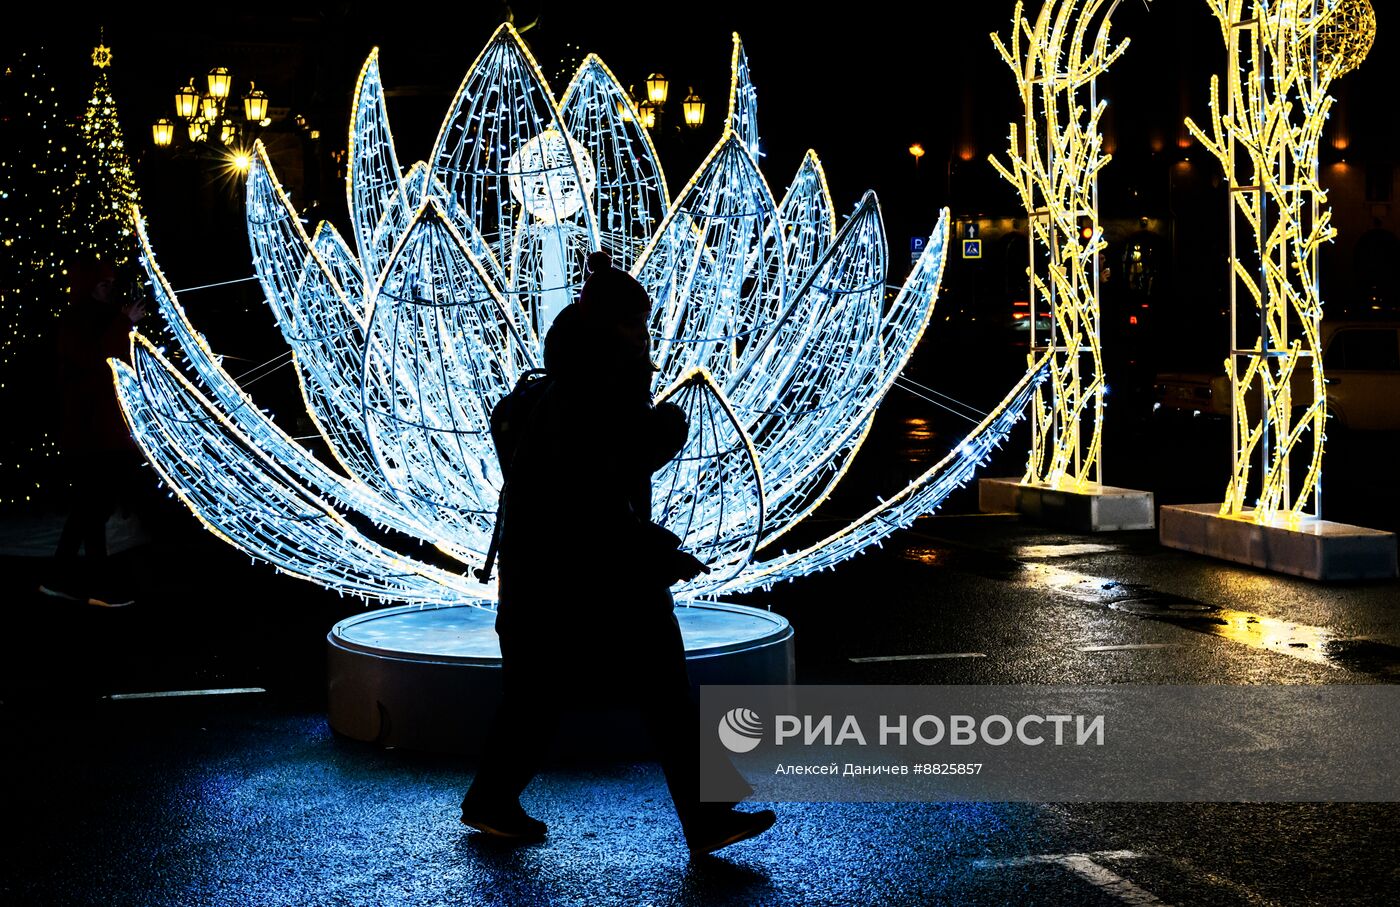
[134,207,427,540]
[560,55,670,272]
[363,197,531,553]
[430,23,598,337]
[114,337,488,605]
[719,353,1052,594]
[777,150,836,294]
[633,132,785,391]
[424,168,509,299]
[745,195,886,537]
[348,48,407,282]
[370,162,518,343]
[367,160,430,288]
[755,209,950,544]
[653,368,765,591]
[720,193,887,544]
[247,147,397,500]
[311,220,367,323]
[727,34,760,159]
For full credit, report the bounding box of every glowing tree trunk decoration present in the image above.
[1185,0,1363,524]
[990,0,1130,492]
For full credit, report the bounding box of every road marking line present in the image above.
[105,687,266,700]
[1059,854,1168,905]
[1079,643,1179,652]
[975,851,1167,905]
[976,849,1142,868]
[848,653,987,663]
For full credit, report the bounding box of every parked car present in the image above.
[1153,320,1400,430]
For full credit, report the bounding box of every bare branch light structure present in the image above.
[1160,0,1395,580]
[990,0,1130,493]
[113,23,1051,614]
[1184,0,1366,524]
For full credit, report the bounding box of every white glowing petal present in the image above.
[134,208,426,540]
[246,150,392,498]
[363,197,530,554]
[748,209,950,546]
[348,48,407,282]
[718,355,1051,595]
[731,193,888,540]
[633,133,785,391]
[653,368,764,591]
[246,144,353,328]
[430,23,598,333]
[777,150,836,294]
[368,160,430,287]
[311,221,367,323]
[560,54,670,271]
[115,338,488,605]
[727,34,760,159]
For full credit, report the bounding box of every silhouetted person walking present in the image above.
[461,252,774,854]
[39,259,146,607]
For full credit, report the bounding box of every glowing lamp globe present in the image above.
[1316,0,1375,77]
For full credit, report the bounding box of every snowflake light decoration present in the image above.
[113,25,1048,606]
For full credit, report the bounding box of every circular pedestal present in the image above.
[326,601,794,755]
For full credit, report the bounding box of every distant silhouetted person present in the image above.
[39,258,146,607]
[461,251,774,855]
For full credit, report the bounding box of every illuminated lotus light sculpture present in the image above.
[113,24,1050,609]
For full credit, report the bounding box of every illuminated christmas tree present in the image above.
[65,34,139,269]
[0,47,76,508]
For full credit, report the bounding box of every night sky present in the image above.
[9,1,1394,231]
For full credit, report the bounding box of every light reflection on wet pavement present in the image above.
[900,528,1400,679]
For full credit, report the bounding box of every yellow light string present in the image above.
[1185,0,1362,525]
[989,0,1130,493]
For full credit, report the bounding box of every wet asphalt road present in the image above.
[2,401,1398,905]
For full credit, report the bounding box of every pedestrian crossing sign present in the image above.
[962,239,982,259]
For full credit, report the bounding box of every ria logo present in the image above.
[717,708,764,753]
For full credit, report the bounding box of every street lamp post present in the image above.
[153,68,271,174]
[629,72,706,134]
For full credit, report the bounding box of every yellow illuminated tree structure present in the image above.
[1185,0,1370,524]
[989,0,1131,492]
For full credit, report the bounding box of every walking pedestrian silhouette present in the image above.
[461,251,775,855]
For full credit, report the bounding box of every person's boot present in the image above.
[685,807,776,855]
[460,798,548,841]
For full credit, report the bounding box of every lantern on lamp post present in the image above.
[174,80,200,120]
[206,66,232,101]
[243,83,269,123]
[645,72,669,105]
[158,68,271,153]
[682,88,705,128]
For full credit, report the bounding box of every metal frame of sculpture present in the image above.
[113,23,1050,606]
[991,0,1131,492]
[1186,0,1369,524]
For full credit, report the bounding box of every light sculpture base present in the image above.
[326,601,794,755]
[1159,503,1397,581]
[979,477,1156,532]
